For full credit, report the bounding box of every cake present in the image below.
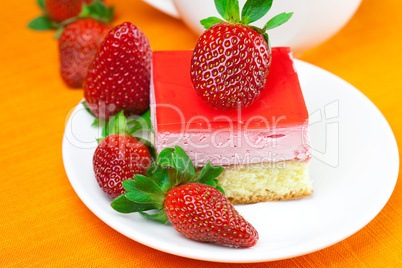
[150,47,312,204]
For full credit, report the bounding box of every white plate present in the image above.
[62,60,399,263]
[142,0,179,18]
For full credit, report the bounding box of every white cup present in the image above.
[170,0,362,55]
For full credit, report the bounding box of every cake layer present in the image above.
[154,126,310,167]
[214,160,312,204]
[150,48,311,167]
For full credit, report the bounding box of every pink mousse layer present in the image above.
[150,48,311,167]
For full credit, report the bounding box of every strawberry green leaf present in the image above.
[215,0,229,21]
[157,148,175,167]
[37,0,46,12]
[127,110,154,135]
[146,163,171,192]
[82,101,95,117]
[196,162,224,188]
[241,0,273,25]
[249,25,265,35]
[103,111,128,137]
[173,146,195,185]
[126,175,166,195]
[157,147,179,186]
[265,12,293,30]
[196,162,225,195]
[101,126,108,140]
[216,186,225,195]
[111,195,157,213]
[200,17,225,30]
[79,0,114,24]
[92,118,100,127]
[215,0,240,23]
[263,32,269,45]
[28,16,56,31]
[82,101,105,128]
[156,146,195,187]
[266,33,271,51]
[125,190,164,207]
[140,209,168,224]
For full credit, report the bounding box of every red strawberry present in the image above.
[59,19,111,88]
[165,183,258,248]
[45,0,102,22]
[191,23,270,110]
[111,146,259,248]
[190,0,293,110]
[84,22,152,120]
[93,134,152,199]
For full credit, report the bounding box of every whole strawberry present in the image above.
[59,19,111,88]
[190,0,293,110]
[94,134,152,199]
[111,146,259,248]
[92,111,153,199]
[46,0,102,22]
[84,22,152,120]
[165,183,258,248]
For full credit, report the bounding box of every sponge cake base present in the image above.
[216,160,312,204]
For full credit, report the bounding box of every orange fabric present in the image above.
[1,0,401,266]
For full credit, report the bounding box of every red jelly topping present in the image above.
[152,47,308,133]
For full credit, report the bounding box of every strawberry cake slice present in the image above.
[150,47,312,204]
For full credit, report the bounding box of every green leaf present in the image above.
[263,33,269,45]
[79,0,114,23]
[82,101,104,127]
[101,123,109,139]
[111,195,157,213]
[92,118,100,127]
[200,17,225,29]
[249,25,265,35]
[241,0,273,25]
[140,209,168,224]
[265,12,293,30]
[196,162,224,188]
[214,0,240,23]
[101,111,128,138]
[124,175,166,196]
[27,16,56,31]
[157,148,175,167]
[173,146,195,185]
[215,0,228,20]
[82,101,94,116]
[216,185,225,195]
[37,0,46,12]
[125,190,164,207]
[156,147,195,187]
[266,33,271,51]
[127,110,154,135]
[146,163,171,192]
[109,111,128,135]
